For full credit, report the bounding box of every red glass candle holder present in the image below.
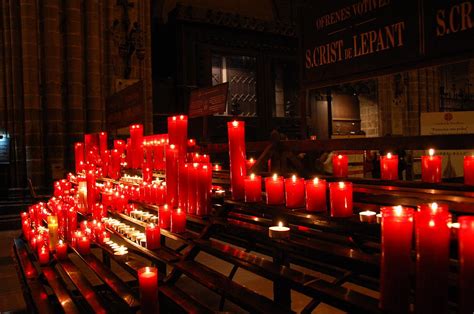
[227,121,247,200]
[170,208,186,233]
[305,178,327,212]
[284,176,305,208]
[329,182,353,217]
[244,174,262,203]
[146,223,161,250]
[459,216,474,314]
[138,267,159,314]
[265,174,285,205]
[464,155,474,185]
[56,240,68,260]
[380,153,398,180]
[421,149,442,183]
[332,154,348,178]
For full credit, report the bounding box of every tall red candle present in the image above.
[99,132,107,159]
[159,205,171,229]
[415,202,450,314]
[284,175,305,208]
[165,144,179,208]
[138,267,159,314]
[459,216,474,314]
[170,208,186,233]
[168,115,188,159]
[86,170,97,212]
[74,142,85,173]
[380,153,398,180]
[187,163,199,214]
[110,149,121,180]
[265,174,284,205]
[244,173,262,203]
[130,124,143,169]
[421,149,442,183]
[332,154,348,178]
[464,155,474,185]
[329,182,353,217]
[178,163,189,212]
[84,133,100,164]
[227,121,247,200]
[196,164,212,216]
[380,205,414,314]
[305,178,327,212]
[146,223,161,250]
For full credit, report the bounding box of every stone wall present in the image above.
[0,0,152,192]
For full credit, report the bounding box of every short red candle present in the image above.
[77,236,91,255]
[56,240,68,260]
[332,154,348,177]
[74,142,85,173]
[146,223,161,250]
[380,153,398,180]
[415,203,450,314]
[421,149,442,183]
[159,205,171,229]
[305,178,327,212]
[213,164,222,171]
[227,121,247,200]
[165,144,179,208]
[459,216,474,314]
[265,174,285,205]
[464,155,474,185]
[284,175,305,208]
[196,164,212,216]
[246,158,256,171]
[329,182,353,217]
[38,245,50,265]
[170,208,186,233]
[244,173,262,203]
[380,206,414,314]
[138,267,159,314]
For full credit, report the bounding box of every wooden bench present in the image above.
[159,284,214,314]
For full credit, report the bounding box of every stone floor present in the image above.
[0,229,377,313]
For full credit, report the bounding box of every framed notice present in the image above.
[189,83,228,118]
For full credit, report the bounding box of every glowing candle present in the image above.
[138,267,159,314]
[38,245,50,265]
[246,157,256,170]
[305,178,327,212]
[284,175,305,208]
[380,152,398,180]
[359,210,377,223]
[170,208,186,233]
[77,236,90,255]
[463,155,474,185]
[332,154,348,178]
[99,132,107,159]
[56,240,68,260]
[458,216,474,314]
[268,221,290,239]
[178,163,189,212]
[47,215,59,250]
[329,182,353,217]
[421,149,442,183]
[244,173,262,203]
[196,164,212,216]
[74,142,85,173]
[380,205,414,313]
[187,163,199,214]
[145,223,161,250]
[415,202,450,314]
[165,144,179,208]
[159,205,171,229]
[130,124,144,169]
[227,121,247,200]
[265,174,285,205]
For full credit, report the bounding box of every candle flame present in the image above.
[149,223,154,228]
[177,208,181,214]
[164,204,168,209]
[429,148,435,157]
[272,173,278,181]
[249,157,254,162]
[338,181,345,188]
[172,116,177,121]
[430,202,438,212]
[250,173,255,180]
[170,144,175,149]
[232,120,239,127]
[449,222,460,229]
[394,205,403,216]
[338,154,343,159]
[278,221,283,228]
[59,240,63,245]
[292,175,297,182]
[179,115,184,120]
[387,152,392,159]
[193,162,199,168]
[429,219,435,227]
[313,177,319,184]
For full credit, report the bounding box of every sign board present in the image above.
[301,0,474,86]
[106,81,144,131]
[420,111,474,177]
[189,83,228,118]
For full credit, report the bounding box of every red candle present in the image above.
[459,216,474,314]
[130,124,144,169]
[380,206,414,314]
[142,166,153,183]
[213,164,222,171]
[421,149,442,183]
[170,208,186,233]
[332,154,348,177]
[167,115,188,159]
[86,170,97,212]
[165,144,179,208]
[153,139,165,170]
[159,205,171,229]
[56,240,68,260]
[99,132,107,159]
[38,245,50,265]
[284,175,305,208]
[329,182,353,217]
[187,139,195,147]
[227,121,247,200]
[265,174,285,205]
[464,155,474,185]
[84,133,100,164]
[77,236,91,255]
[178,163,189,212]
[380,153,398,180]
[246,157,256,171]
[415,202,450,314]
[196,164,212,216]
[244,173,262,203]
[146,223,161,250]
[138,267,159,314]
[305,178,327,212]
[187,163,199,214]
[74,142,85,173]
